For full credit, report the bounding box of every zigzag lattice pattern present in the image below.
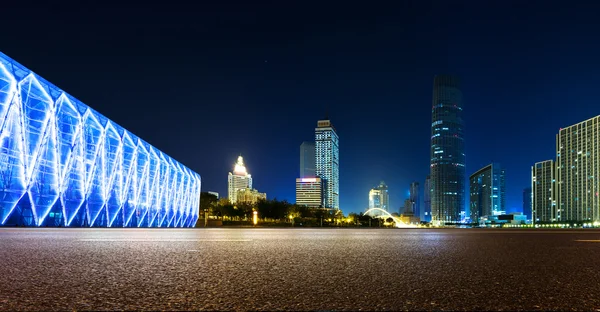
[0,52,200,227]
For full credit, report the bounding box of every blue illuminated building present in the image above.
[0,52,201,227]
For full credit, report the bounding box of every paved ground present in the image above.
[1,228,600,311]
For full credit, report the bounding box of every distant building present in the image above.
[368,181,390,213]
[300,142,316,178]
[469,163,506,223]
[403,198,414,215]
[228,156,253,204]
[409,182,420,219]
[532,160,555,223]
[556,116,600,222]
[522,187,532,220]
[430,75,465,225]
[400,198,420,224]
[208,191,219,199]
[424,175,431,222]
[236,188,266,205]
[315,119,340,209]
[296,177,324,208]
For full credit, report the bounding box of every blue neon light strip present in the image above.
[0,51,200,227]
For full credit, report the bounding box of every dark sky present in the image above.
[3,1,600,214]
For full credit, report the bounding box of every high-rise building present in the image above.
[368,181,390,212]
[469,163,506,222]
[522,187,532,220]
[532,160,555,223]
[430,75,465,225]
[409,182,420,219]
[228,156,252,204]
[315,119,339,209]
[300,142,316,178]
[556,116,600,222]
[296,177,324,208]
[424,175,432,222]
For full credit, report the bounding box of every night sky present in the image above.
[3,1,600,214]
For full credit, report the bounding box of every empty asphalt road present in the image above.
[1,228,600,311]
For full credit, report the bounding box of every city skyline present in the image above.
[3,2,600,214]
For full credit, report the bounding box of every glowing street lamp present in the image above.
[253,210,258,226]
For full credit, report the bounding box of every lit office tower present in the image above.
[430,75,465,225]
[315,119,339,209]
[532,160,555,223]
[300,142,316,178]
[369,181,390,212]
[556,116,600,222]
[469,163,506,222]
[228,156,252,204]
[296,178,324,208]
[409,182,419,218]
[523,187,532,220]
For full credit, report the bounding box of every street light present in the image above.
[253,210,258,226]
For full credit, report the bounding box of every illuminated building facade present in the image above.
[556,116,600,222]
[228,156,252,204]
[368,181,390,212]
[430,75,465,224]
[295,177,324,208]
[532,160,555,222]
[315,119,339,209]
[469,163,505,222]
[0,52,201,227]
[236,188,266,205]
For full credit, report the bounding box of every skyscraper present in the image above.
[228,156,252,204]
[424,175,432,222]
[469,163,506,222]
[430,75,465,225]
[532,160,555,223]
[556,116,600,222]
[523,187,532,220]
[315,119,339,209]
[300,141,316,178]
[368,181,390,212]
[409,182,419,219]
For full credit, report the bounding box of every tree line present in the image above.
[198,192,394,227]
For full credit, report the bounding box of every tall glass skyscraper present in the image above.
[315,119,339,209]
[300,141,315,178]
[430,75,465,224]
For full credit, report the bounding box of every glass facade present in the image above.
[315,119,339,209]
[469,163,505,222]
[430,75,465,224]
[0,52,200,227]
